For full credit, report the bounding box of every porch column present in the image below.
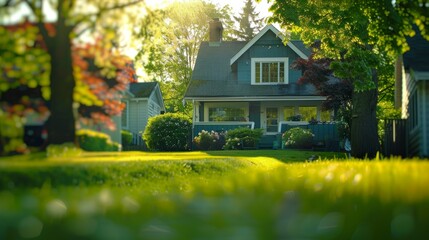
[194,101,200,122]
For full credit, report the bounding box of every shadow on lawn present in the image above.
[205,149,346,163]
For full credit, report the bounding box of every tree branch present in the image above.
[23,0,52,47]
[74,0,145,27]
[0,0,15,8]
[377,83,395,102]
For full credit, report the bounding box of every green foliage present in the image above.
[0,110,27,155]
[268,0,424,157]
[76,129,120,152]
[135,1,234,113]
[223,128,263,150]
[193,130,226,151]
[0,26,51,98]
[282,127,314,149]
[143,113,192,151]
[46,142,82,158]
[336,121,351,140]
[121,130,133,146]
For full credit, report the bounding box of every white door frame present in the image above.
[261,104,281,135]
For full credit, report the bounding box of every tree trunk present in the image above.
[45,23,76,145]
[351,88,379,158]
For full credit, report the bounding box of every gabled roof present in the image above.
[230,24,309,65]
[191,41,246,81]
[404,29,429,72]
[129,82,158,98]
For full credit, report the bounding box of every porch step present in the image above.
[258,135,279,149]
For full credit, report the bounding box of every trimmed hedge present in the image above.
[76,129,120,152]
[121,130,133,146]
[143,113,192,151]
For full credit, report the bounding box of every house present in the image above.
[121,82,165,141]
[401,29,429,157]
[184,19,335,148]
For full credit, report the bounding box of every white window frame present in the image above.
[121,100,129,129]
[251,57,289,85]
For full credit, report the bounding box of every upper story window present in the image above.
[251,58,288,85]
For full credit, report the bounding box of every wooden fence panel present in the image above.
[383,119,407,157]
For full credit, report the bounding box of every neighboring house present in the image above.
[401,29,429,157]
[121,82,165,138]
[185,19,335,148]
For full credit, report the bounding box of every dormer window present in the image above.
[251,58,288,85]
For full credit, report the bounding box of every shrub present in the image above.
[223,128,263,150]
[46,142,82,157]
[193,130,226,150]
[121,130,133,146]
[0,111,28,155]
[282,127,314,149]
[76,129,120,152]
[143,113,192,151]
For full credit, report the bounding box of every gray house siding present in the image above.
[423,80,429,157]
[125,82,165,137]
[404,74,429,158]
[236,31,302,84]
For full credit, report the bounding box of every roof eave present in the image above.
[184,96,326,102]
[229,25,308,65]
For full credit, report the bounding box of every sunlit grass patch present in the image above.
[0,151,428,239]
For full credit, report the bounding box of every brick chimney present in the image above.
[209,18,223,45]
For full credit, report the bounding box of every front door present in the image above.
[266,107,278,133]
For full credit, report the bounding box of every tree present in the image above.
[292,52,398,142]
[135,0,234,113]
[292,55,353,137]
[268,0,428,158]
[233,0,264,41]
[0,0,143,146]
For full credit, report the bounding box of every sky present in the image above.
[151,0,272,18]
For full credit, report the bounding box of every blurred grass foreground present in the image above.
[1,150,429,239]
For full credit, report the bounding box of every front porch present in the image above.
[190,99,340,150]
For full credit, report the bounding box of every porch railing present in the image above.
[279,121,340,151]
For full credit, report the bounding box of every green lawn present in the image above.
[0,150,428,239]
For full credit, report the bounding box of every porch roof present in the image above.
[404,28,429,72]
[129,82,157,98]
[184,80,320,99]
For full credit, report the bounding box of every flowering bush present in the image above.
[193,130,226,150]
[223,128,263,150]
[143,113,192,151]
[282,127,314,149]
